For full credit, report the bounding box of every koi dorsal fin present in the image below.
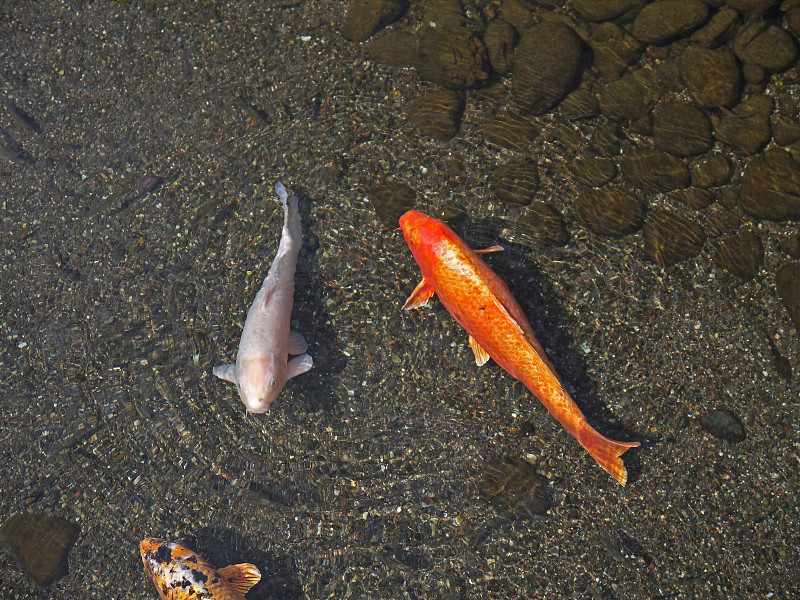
[468,335,490,366]
[402,278,435,309]
[218,562,262,595]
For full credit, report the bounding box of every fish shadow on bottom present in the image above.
[290,188,349,414]
[185,526,302,600]
[462,217,642,483]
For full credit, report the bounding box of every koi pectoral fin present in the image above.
[213,363,237,383]
[289,329,309,355]
[476,245,504,254]
[402,278,435,309]
[218,563,261,595]
[287,353,313,379]
[468,335,491,366]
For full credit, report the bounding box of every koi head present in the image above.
[399,210,455,266]
[140,538,211,600]
[235,354,285,414]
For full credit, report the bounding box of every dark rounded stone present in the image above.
[490,162,540,206]
[1,512,80,586]
[552,123,586,152]
[559,88,600,120]
[590,22,643,81]
[643,210,706,265]
[715,94,773,155]
[706,205,741,237]
[369,180,416,227]
[589,122,625,157]
[653,102,713,156]
[777,261,800,329]
[416,26,489,89]
[780,233,800,259]
[631,0,709,45]
[479,111,539,151]
[654,60,685,93]
[573,0,646,22]
[677,46,741,107]
[629,114,654,135]
[773,98,800,147]
[574,186,645,236]
[477,457,550,519]
[726,0,777,9]
[672,187,715,209]
[498,0,538,30]
[690,154,733,187]
[341,0,409,43]
[620,150,690,193]
[692,8,740,47]
[406,89,465,142]
[511,21,582,114]
[734,22,798,73]
[741,63,766,84]
[713,230,763,279]
[717,186,740,211]
[788,8,800,38]
[572,156,618,187]
[366,31,417,67]
[740,149,800,220]
[500,201,569,247]
[423,0,479,30]
[699,409,745,443]
[598,69,663,120]
[484,19,516,76]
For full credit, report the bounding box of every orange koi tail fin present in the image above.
[578,426,639,486]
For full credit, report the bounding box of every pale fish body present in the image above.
[213,182,313,413]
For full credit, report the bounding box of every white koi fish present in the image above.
[213,182,313,413]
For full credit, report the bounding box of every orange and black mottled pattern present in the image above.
[140,538,260,600]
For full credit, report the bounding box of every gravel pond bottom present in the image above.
[0,2,798,599]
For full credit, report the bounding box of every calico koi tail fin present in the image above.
[579,426,639,486]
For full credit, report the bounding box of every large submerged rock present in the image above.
[1,512,80,586]
[416,26,489,89]
[511,21,582,115]
[631,0,709,45]
[643,210,706,265]
[620,150,690,193]
[715,94,773,155]
[678,46,741,108]
[342,0,409,43]
[574,186,645,236]
[653,102,713,156]
[740,149,800,220]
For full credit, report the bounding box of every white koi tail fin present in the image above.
[275,180,301,240]
[578,425,639,486]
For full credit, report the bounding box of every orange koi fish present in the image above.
[140,538,261,600]
[400,210,639,485]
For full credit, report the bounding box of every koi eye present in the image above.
[269,377,276,388]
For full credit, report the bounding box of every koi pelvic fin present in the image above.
[403,278,435,309]
[578,426,639,486]
[468,335,490,366]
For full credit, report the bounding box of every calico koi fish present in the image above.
[400,210,639,485]
[140,538,261,600]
